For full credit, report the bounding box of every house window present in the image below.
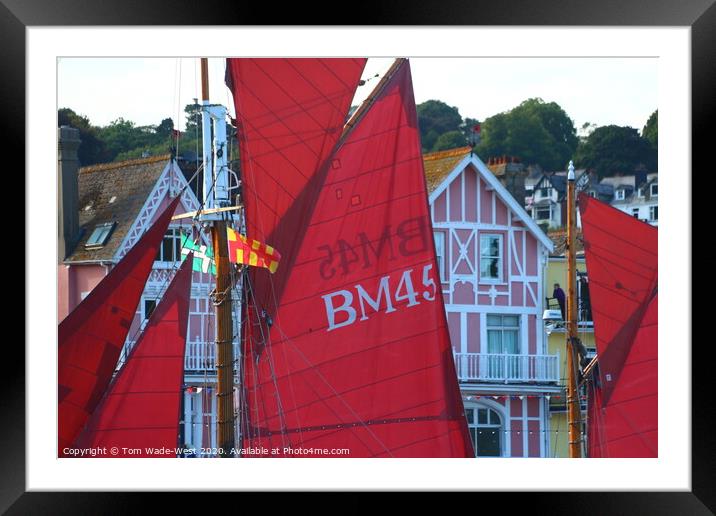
[650,183,658,196]
[632,208,640,218]
[578,277,592,322]
[637,187,644,198]
[85,222,116,248]
[466,406,503,457]
[156,228,183,262]
[144,299,157,320]
[650,206,658,221]
[538,187,552,199]
[479,234,503,282]
[433,231,446,281]
[486,314,520,379]
[615,189,625,200]
[534,207,551,221]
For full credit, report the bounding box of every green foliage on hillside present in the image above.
[57,105,234,167]
[60,98,657,179]
[642,109,657,150]
[474,98,578,171]
[574,125,657,178]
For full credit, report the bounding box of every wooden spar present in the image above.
[201,57,236,457]
[211,220,235,457]
[201,58,210,101]
[340,58,405,141]
[171,205,242,221]
[566,161,583,458]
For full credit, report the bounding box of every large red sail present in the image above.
[579,193,657,457]
[72,255,192,456]
[58,196,181,456]
[239,59,473,457]
[226,58,366,311]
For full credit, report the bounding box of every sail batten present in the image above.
[58,196,181,456]
[231,58,473,457]
[71,254,192,456]
[580,193,658,458]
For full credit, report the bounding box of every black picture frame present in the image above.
[8,0,708,512]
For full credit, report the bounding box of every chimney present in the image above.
[58,126,81,262]
[500,156,529,206]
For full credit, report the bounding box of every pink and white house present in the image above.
[58,127,233,454]
[424,147,559,457]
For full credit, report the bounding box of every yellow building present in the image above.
[543,249,596,457]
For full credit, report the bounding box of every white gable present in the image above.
[428,154,554,252]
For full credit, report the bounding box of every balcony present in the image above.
[185,341,240,373]
[117,340,240,374]
[453,353,559,384]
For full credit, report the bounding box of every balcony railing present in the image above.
[185,341,240,372]
[453,353,559,383]
[118,340,240,374]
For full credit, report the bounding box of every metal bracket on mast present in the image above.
[200,102,231,221]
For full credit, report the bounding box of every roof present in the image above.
[422,146,473,194]
[534,169,588,201]
[548,228,585,257]
[66,154,171,262]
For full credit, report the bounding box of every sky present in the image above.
[58,57,657,135]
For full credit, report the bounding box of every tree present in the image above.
[475,98,577,171]
[574,125,656,178]
[642,110,657,149]
[58,108,108,166]
[433,131,468,152]
[183,102,202,136]
[97,118,146,160]
[417,100,463,152]
[155,117,175,141]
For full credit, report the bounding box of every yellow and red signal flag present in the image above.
[226,227,281,273]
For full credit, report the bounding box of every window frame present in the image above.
[465,405,504,457]
[486,314,521,355]
[534,206,551,221]
[479,233,504,283]
[85,222,116,249]
[433,230,446,282]
[650,205,658,221]
[650,183,658,197]
[155,227,184,265]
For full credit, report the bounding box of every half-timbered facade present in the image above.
[424,147,558,457]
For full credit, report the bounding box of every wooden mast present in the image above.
[566,160,582,458]
[201,58,236,457]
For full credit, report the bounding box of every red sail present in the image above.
[58,196,181,456]
[226,57,366,311]
[579,193,657,457]
[240,59,473,457]
[72,255,192,457]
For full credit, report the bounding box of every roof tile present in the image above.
[66,154,171,262]
[422,146,472,194]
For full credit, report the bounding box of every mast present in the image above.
[566,160,582,458]
[200,58,236,457]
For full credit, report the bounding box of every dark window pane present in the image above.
[144,300,156,319]
[174,234,182,261]
[478,408,488,424]
[162,236,173,261]
[476,429,501,457]
[466,409,474,424]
